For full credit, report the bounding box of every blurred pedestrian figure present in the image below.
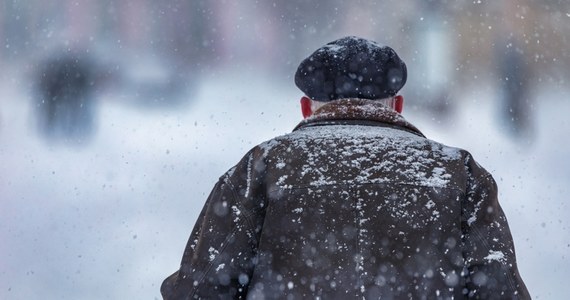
[34,51,97,143]
[408,1,456,119]
[497,37,532,138]
[495,0,535,139]
[162,36,529,299]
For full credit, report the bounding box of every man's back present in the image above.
[243,100,524,298]
[250,103,465,298]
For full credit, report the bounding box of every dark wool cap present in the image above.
[295,36,407,101]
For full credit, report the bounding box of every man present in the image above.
[162,36,530,299]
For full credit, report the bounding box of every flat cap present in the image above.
[295,36,407,101]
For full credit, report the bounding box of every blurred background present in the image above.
[1,0,569,299]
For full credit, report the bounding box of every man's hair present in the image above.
[311,97,397,112]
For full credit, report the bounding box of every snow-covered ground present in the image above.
[1,67,568,299]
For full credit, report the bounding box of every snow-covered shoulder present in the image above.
[242,125,468,190]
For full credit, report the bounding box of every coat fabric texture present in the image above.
[162,98,530,299]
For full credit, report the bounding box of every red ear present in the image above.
[300,96,313,118]
[394,95,404,113]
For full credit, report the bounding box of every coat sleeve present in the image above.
[161,177,260,299]
[461,172,531,299]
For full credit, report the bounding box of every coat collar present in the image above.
[293,98,425,137]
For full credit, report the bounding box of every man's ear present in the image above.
[300,96,313,118]
[394,95,404,114]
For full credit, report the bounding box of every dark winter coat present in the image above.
[162,99,530,299]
